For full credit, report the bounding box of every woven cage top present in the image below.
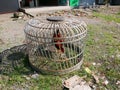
[24,16,87,75]
[24,16,87,40]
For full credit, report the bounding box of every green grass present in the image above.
[93,12,120,23]
[0,23,119,90]
[116,12,120,15]
[85,24,120,89]
[0,10,120,90]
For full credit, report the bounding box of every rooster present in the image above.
[53,29,64,54]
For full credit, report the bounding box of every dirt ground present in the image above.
[0,9,99,52]
[0,6,119,51]
[0,6,120,90]
[0,13,26,51]
[0,6,120,51]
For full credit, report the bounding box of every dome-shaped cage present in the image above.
[24,16,87,75]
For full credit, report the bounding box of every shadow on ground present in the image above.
[0,44,34,75]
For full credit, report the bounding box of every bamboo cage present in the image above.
[24,16,87,75]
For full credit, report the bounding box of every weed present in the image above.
[93,12,120,23]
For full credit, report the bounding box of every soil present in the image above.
[0,6,120,90]
[0,6,119,52]
[0,13,26,51]
[0,6,120,50]
[0,9,101,52]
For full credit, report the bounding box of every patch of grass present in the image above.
[85,23,120,89]
[0,11,120,90]
[116,12,120,15]
[93,12,120,23]
[37,75,61,90]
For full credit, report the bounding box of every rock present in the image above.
[23,75,31,80]
[31,73,39,79]
[72,85,91,90]
[13,12,24,19]
[90,85,96,90]
[116,80,120,85]
[103,80,109,85]
[63,75,81,88]
[26,77,31,80]
[92,74,99,84]
[63,75,92,90]
[18,12,24,17]
[18,17,22,19]
[92,62,96,66]
[13,12,19,18]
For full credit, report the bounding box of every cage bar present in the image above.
[24,16,87,75]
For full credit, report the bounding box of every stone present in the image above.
[103,80,109,85]
[63,75,81,88]
[23,75,31,80]
[71,85,91,90]
[31,73,39,79]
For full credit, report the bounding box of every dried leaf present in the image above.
[85,67,92,74]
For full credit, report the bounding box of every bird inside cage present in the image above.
[53,29,67,60]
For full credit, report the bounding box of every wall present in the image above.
[80,0,95,6]
[39,0,58,6]
[110,0,120,5]
[0,0,19,13]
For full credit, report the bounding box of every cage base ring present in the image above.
[29,57,83,75]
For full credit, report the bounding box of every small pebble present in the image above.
[116,81,120,85]
[92,62,96,66]
[103,80,109,85]
[31,73,39,79]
